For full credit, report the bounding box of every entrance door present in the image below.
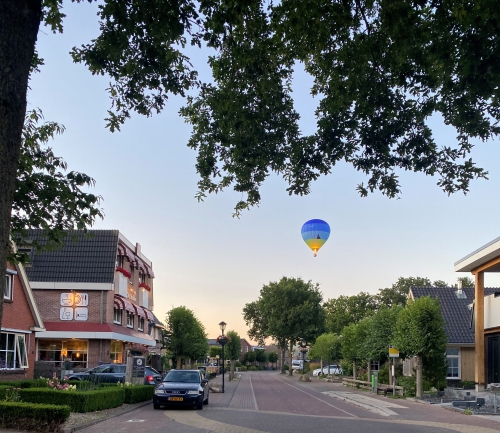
[488,337,500,384]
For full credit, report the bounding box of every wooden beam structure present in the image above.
[474,271,485,391]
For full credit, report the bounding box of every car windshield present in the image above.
[164,371,200,383]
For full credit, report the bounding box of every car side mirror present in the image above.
[201,379,208,385]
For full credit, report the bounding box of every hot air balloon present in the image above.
[301,219,330,257]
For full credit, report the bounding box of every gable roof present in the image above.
[410,286,499,345]
[24,230,119,283]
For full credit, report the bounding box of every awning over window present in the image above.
[143,308,155,322]
[133,304,146,318]
[118,242,135,262]
[144,264,155,278]
[114,295,135,313]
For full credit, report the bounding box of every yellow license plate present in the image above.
[169,397,183,401]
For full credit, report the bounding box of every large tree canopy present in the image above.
[1,0,498,323]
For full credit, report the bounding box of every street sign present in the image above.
[389,345,399,358]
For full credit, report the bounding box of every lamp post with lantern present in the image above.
[299,339,308,375]
[217,321,228,393]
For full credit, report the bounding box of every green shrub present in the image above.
[237,366,247,372]
[283,365,289,371]
[256,366,263,371]
[377,363,390,385]
[234,361,242,367]
[0,401,70,432]
[397,376,416,397]
[20,387,125,413]
[340,360,352,376]
[247,366,256,371]
[124,386,154,404]
[358,372,368,381]
[0,379,48,389]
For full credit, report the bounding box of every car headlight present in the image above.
[187,390,200,395]
[154,389,164,395]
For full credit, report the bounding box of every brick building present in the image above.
[2,253,45,379]
[23,230,157,370]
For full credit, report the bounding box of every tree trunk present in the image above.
[0,1,42,328]
[288,340,293,376]
[280,347,286,374]
[230,359,235,381]
[353,359,357,380]
[176,357,182,369]
[416,355,423,398]
[367,360,371,383]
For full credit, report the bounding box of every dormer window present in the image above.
[129,266,134,285]
[126,311,134,328]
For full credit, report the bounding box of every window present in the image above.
[4,274,13,301]
[38,339,88,368]
[370,361,380,371]
[139,272,146,284]
[129,267,134,284]
[138,317,144,331]
[110,341,123,363]
[114,308,122,324]
[446,348,460,378]
[127,311,134,328]
[116,254,124,268]
[0,332,28,369]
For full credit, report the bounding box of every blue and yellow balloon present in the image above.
[301,219,330,257]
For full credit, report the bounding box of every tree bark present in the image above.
[353,359,357,380]
[288,340,293,376]
[0,1,42,328]
[367,360,371,383]
[416,355,423,398]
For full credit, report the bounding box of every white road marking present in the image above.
[271,375,359,418]
[323,391,408,416]
[249,374,259,411]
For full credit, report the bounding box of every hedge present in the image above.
[20,387,125,413]
[0,401,70,432]
[0,379,48,389]
[124,385,154,404]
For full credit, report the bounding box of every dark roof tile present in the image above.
[24,229,119,284]
[411,286,499,345]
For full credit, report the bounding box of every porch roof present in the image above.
[455,236,500,273]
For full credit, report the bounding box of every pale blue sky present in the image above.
[28,1,500,341]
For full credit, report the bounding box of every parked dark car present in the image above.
[153,369,209,410]
[67,363,162,385]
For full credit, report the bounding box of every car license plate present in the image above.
[169,397,183,401]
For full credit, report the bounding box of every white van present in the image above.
[291,359,304,370]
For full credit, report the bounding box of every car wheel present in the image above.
[196,397,203,410]
[153,403,160,410]
[203,392,209,405]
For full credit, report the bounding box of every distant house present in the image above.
[23,229,157,370]
[2,253,45,380]
[408,286,498,384]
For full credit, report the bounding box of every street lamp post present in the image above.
[217,321,228,393]
[299,339,307,375]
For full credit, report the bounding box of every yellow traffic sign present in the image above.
[389,345,399,358]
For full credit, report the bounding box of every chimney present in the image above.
[456,279,466,298]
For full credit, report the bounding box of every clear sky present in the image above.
[28,1,500,343]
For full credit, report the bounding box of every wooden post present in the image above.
[475,271,485,391]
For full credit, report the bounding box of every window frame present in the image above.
[126,311,134,328]
[446,347,461,379]
[4,272,14,301]
[138,317,144,331]
[113,308,122,325]
[0,332,28,369]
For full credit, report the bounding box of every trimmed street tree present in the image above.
[393,296,448,397]
[225,330,242,380]
[268,352,278,369]
[165,306,208,369]
[340,318,370,380]
[243,277,325,376]
[362,306,403,384]
[2,0,497,329]
[308,333,342,373]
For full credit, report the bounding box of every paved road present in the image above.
[75,371,500,433]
